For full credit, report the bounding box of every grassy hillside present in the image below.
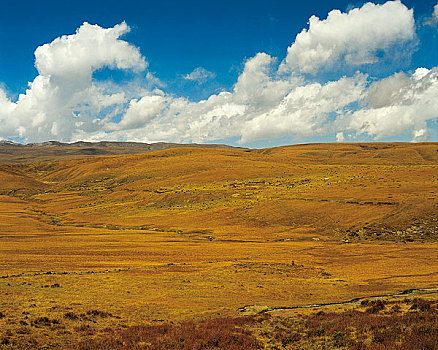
[0,141,243,163]
[0,142,437,348]
[9,142,438,242]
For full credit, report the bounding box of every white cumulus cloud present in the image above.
[0,1,437,146]
[340,68,438,141]
[0,22,146,142]
[336,132,345,142]
[280,1,415,74]
[183,67,216,83]
[103,53,297,143]
[35,22,146,78]
[366,72,410,108]
[239,73,368,143]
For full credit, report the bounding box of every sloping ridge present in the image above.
[0,140,246,163]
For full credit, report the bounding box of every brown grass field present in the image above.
[0,142,437,349]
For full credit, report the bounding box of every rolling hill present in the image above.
[0,142,437,349]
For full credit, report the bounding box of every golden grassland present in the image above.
[0,142,438,348]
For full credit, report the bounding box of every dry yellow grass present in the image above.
[0,142,437,348]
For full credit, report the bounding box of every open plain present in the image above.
[0,142,438,349]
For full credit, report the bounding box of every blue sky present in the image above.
[0,0,437,146]
[0,0,359,97]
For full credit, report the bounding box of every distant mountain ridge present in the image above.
[0,140,245,163]
[0,140,243,149]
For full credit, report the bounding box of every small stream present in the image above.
[238,287,438,314]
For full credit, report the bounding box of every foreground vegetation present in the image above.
[69,298,438,349]
[2,296,437,349]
